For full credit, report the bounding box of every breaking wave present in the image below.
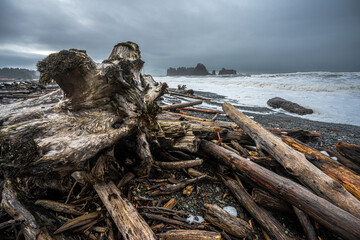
[156,71,360,126]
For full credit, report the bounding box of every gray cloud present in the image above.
[0,0,359,74]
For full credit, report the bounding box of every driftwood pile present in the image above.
[1,42,360,240]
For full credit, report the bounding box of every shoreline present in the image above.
[190,90,360,148]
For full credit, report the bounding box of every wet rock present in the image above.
[267,97,313,115]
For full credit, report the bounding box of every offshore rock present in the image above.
[267,97,313,115]
[219,68,237,75]
[193,63,210,75]
[167,63,209,76]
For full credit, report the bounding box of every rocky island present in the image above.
[218,68,237,75]
[167,63,210,76]
[167,65,237,76]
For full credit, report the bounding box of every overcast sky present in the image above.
[0,0,359,74]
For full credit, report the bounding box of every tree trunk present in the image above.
[0,42,167,190]
[222,102,360,218]
[200,140,360,240]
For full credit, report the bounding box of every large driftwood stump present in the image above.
[0,42,167,189]
[0,42,166,238]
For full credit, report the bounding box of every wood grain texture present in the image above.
[94,181,156,240]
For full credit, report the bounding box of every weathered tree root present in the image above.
[0,42,167,190]
[0,42,167,238]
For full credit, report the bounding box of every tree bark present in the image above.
[200,140,360,240]
[222,102,360,218]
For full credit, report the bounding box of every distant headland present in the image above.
[167,63,236,76]
[0,67,38,80]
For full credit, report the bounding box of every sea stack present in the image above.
[167,63,210,76]
[219,68,237,75]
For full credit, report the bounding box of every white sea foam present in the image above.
[155,72,360,126]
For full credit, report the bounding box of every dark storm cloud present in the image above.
[0,0,359,74]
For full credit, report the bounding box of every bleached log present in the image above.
[161,100,203,110]
[222,102,360,218]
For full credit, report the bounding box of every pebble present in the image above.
[186,215,204,224]
[320,150,330,156]
[223,206,238,217]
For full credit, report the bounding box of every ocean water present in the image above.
[154,72,360,127]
